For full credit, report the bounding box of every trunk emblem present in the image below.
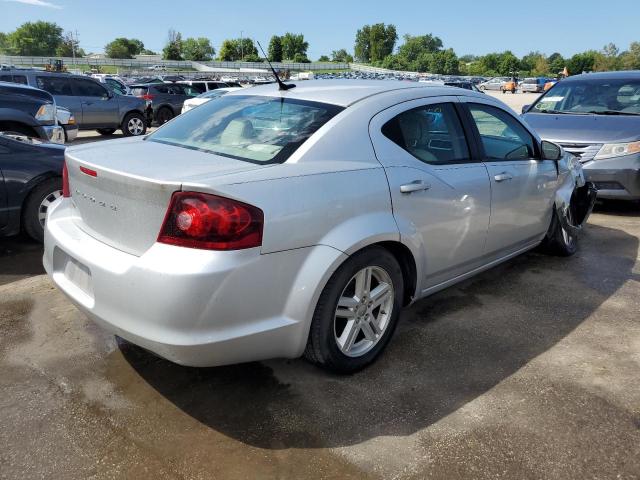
[80,166,98,177]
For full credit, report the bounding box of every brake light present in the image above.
[62,161,70,197]
[139,94,155,101]
[158,192,263,250]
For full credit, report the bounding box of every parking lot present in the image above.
[1,89,639,480]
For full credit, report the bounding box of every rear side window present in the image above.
[190,82,206,93]
[36,76,72,95]
[130,87,148,96]
[13,75,27,85]
[468,103,536,161]
[148,95,343,164]
[72,78,108,97]
[381,103,470,165]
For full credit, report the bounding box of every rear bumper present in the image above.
[43,198,346,367]
[583,154,640,200]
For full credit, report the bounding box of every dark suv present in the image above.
[130,83,199,125]
[2,70,147,137]
[0,81,64,143]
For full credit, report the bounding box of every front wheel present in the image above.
[304,247,404,373]
[121,112,147,137]
[539,209,578,256]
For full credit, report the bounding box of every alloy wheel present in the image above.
[334,266,395,358]
[128,117,145,135]
[38,190,62,228]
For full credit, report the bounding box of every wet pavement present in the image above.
[1,202,639,479]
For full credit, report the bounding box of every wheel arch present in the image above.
[19,172,61,229]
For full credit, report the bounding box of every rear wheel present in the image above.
[121,112,147,137]
[97,128,116,136]
[22,177,62,242]
[156,107,174,125]
[539,209,577,256]
[304,247,404,373]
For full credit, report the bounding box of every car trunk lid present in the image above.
[65,136,265,256]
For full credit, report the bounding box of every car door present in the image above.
[369,97,491,291]
[70,78,119,128]
[461,100,557,257]
[35,75,82,123]
[0,141,8,228]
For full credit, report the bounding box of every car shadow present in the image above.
[0,235,44,286]
[120,220,637,450]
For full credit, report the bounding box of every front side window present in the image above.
[381,103,470,165]
[72,79,108,97]
[36,76,72,95]
[468,103,536,161]
[147,95,343,164]
[13,75,27,85]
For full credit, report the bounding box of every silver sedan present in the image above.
[44,80,596,373]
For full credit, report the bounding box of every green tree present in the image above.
[532,56,550,76]
[181,37,215,61]
[162,29,183,60]
[330,48,353,63]
[281,33,308,60]
[354,23,397,63]
[593,43,620,71]
[520,51,545,74]
[547,52,565,74]
[5,21,63,56]
[55,31,85,58]
[396,34,442,65]
[567,51,597,74]
[105,37,145,59]
[218,38,257,61]
[0,32,8,53]
[268,35,283,62]
[620,42,640,70]
[292,52,310,63]
[497,51,520,76]
[317,55,330,62]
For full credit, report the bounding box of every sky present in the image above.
[1,0,638,59]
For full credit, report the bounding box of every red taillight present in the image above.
[62,161,70,197]
[139,94,155,101]
[79,166,97,177]
[158,192,263,251]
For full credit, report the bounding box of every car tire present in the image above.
[22,177,62,243]
[480,86,486,91]
[539,209,578,257]
[97,128,116,136]
[121,112,147,137]
[156,107,174,125]
[304,246,404,374]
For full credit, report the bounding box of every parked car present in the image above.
[91,75,131,96]
[520,77,548,93]
[0,81,64,144]
[0,132,64,241]
[1,70,147,137]
[522,71,640,200]
[44,81,596,373]
[478,77,509,91]
[177,80,235,93]
[56,106,78,142]
[130,82,200,125]
[444,81,483,93]
[181,87,242,114]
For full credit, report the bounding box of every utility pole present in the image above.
[240,30,244,61]
[71,30,79,66]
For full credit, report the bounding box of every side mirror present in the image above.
[541,140,562,161]
[521,104,530,114]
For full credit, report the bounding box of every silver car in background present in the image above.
[44,81,596,373]
[181,87,243,114]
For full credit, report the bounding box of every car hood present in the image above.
[522,112,640,144]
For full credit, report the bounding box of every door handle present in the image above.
[400,180,431,194]
[493,172,513,182]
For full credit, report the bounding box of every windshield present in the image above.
[531,79,640,114]
[147,95,344,164]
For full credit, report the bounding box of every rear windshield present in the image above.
[523,78,537,84]
[147,95,344,164]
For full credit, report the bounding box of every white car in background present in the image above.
[181,87,242,114]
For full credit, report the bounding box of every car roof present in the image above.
[225,80,474,107]
[564,70,640,82]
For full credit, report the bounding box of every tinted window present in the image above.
[72,78,108,97]
[105,78,126,95]
[148,95,343,164]
[381,103,470,165]
[189,82,206,93]
[153,85,171,94]
[130,86,148,96]
[13,75,27,85]
[36,76,72,95]
[468,104,536,161]
[0,75,12,82]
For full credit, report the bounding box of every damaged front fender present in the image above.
[554,152,598,237]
